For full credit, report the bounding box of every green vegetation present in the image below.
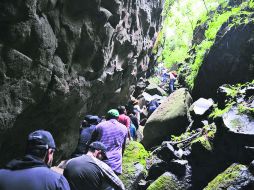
[171,123,216,151]
[209,81,254,118]
[204,164,247,190]
[191,123,216,151]
[209,103,234,119]
[155,0,254,89]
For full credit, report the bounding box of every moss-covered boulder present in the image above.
[120,141,150,190]
[204,163,254,190]
[147,172,186,190]
[142,88,192,149]
[191,1,254,99]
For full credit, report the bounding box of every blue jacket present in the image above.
[0,155,70,190]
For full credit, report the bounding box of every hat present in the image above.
[107,109,119,118]
[28,130,56,150]
[84,115,101,124]
[89,141,108,159]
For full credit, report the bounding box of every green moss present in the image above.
[209,103,234,119]
[147,173,182,190]
[204,164,246,190]
[186,2,253,88]
[191,124,216,151]
[120,141,150,187]
[238,104,254,115]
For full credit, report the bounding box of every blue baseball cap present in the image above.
[28,130,56,150]
[89,141,108,160]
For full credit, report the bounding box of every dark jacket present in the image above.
[0,154,70,190]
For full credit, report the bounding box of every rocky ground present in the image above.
[121,80,254,190]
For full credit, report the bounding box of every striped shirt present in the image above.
[94,119,128,174]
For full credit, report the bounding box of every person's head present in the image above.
[87,141,108,161]
[26,130,56,167]
[84,115,101,125]
[106,109,119,120]
[81,120,89,129]
[117,106,126,115]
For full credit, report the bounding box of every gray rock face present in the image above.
[192,22,254,99]
[0,0,162,165]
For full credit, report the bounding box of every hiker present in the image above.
[168,71,177,94]
[90,109,128,175]
[0,130,70,190]
[72,115,101,157]
[117,106,131,140]
[128,111,139,130]
[147,98,159,116]
[64,142,125,190]
[132,99,142,124]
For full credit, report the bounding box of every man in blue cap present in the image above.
[0,130,70,190]
[64,141,125,190]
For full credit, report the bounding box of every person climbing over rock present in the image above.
[72,115,102,157]
[168,70,177,94]
[147,98,159,116]
[64,141,125,190]
[0,130,70,190]
[117,106,131,140]
[90,109,128,175]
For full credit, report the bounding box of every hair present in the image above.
[26,146,47,159]
[88,147,96,153]
[117,106,126,114]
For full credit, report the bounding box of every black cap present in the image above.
[89,141,108,159]
[28,130,56,150]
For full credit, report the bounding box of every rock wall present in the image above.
[0,0,162,165]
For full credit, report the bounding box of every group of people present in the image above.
[0,94,163,190]
[157,65,178,94]
[0,104,146,190]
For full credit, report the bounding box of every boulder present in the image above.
[192,21,254,99]
[120,141,149,190]
[204,164,254,190]
[145,83,167,96]
[147,172,188,190]
[142,88,193,149]
[189,98,214,120]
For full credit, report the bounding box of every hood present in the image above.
[5,154,48,170]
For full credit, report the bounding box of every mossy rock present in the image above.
[204,163,254,190]
[142,88,192,149]
[120,141,150,190]
[147,172,185,190]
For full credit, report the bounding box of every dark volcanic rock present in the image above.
[192,22,254,99]
[0,0,162,165]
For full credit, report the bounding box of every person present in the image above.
[117,106,131,140]
[132,99,142,124]
[168,71,177,94]
[147,99,159,116]
[128,112,139,130]
[72,115,101,157]
[64,142,125,190]
[91,109,128,175]
[0,130,70,190]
